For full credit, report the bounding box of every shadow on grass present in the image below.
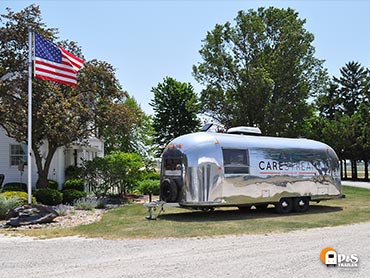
[158,205,343,222]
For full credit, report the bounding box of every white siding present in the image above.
[0,128,38,187]
[0,127,104,189]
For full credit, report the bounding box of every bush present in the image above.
[138,179,160,195]
[65,165,82,179]
[48,180,59,190]
[73,197,98,210]
[0,195,22,220]
[53,204,72,216]
[143,172,160,181]
[34,188,62,206]
[36,179,59,190]
[2,182,27,192]
[137,179,160,201]
[62,189,87,204]
[63,179,84,191]
[82,152,144,196]
[0,191,37,205]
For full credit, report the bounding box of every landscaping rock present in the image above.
[3,204,58,227]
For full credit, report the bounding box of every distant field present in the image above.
[342,164,368,179]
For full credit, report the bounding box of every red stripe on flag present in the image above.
[35,64,78,81]
[35,60,77,74]
[35,73,77,87]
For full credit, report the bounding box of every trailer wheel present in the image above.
[201,207,215,212]
[275,198,293,214]
[160,179,178,202]
[293,197,309,212]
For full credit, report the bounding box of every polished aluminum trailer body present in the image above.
[160,131,342,209]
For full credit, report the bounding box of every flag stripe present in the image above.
[34,32,84,86]
[35,70,78,85]
[59,47,84,70]
[35,62,78,80]
[35,73,77,86]
[35,58,77,74]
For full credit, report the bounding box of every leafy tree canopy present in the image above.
[193,7,327,137]
[0,5,144,187]
[150,76,201,153]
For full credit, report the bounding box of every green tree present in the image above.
[150,77,201,152]
[193,7,327,136]
[315,82,340,120]
[312,61,370,181]
[0,5,129,187]
[82,152,144,196]
[101,97,155,167]
[333,61,369,115]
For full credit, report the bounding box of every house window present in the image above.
[10,144,27,166]
[222,149,249,174]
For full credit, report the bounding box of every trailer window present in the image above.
[222,149,250,174]
[164,158,182,176]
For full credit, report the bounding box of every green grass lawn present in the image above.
[4,186,370,239]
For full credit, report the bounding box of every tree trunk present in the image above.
[344,160,348,179]
[351,160,358,181]
[33,141,58,189]
[365,159,369,181]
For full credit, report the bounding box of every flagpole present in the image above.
[27,26,33,205]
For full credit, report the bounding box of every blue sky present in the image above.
[2,1,370,114]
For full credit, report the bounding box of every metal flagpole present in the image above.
[27,26,33,204]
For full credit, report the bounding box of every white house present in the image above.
[0,127,104,189]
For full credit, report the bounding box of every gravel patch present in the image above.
[0,221,369,278]
[0,208,104,230]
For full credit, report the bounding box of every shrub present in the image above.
[34,188,62,206]
[62,189,87,204]
[36,179,59,190]
[48,180,59,190]
[65,165,82,179]
[53,204,72,216]
[137,179,160,201]
[0,191,37,205]
[0,195,22,220]
[82,152,144,196]
[2,182,27,192]
[73,197,98,210]
[63,179,84,191]
[143,172,160,181]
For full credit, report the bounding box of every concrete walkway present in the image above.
[341,180,370,190]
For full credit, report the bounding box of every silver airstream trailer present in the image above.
[159,125,343,213]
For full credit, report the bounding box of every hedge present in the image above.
[34,188,62,206]
[2,182,27,192]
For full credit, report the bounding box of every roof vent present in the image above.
[227,126,262,136]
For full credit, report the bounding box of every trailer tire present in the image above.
[293,197,309,212]
[160,179,178,202]
[275,198,293,214]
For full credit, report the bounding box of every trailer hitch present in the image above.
[144,200,165,220]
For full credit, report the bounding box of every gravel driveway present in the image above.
[0,221,369,278]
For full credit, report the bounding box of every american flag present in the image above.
[34,32,84,86]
